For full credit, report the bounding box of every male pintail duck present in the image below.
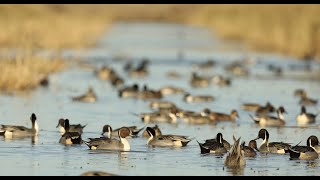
[190,72,210,88]
[84,127,132,151]
[203,133,231,150]
[101,125,144,138]
[250,106,286,127]
[197,133,228,154]
[241,140,259,157]
[146,127,193,147]
[59,119,82,145]
[307,135,320,154]
[56,118,86,135]
[288,136,319,160]
[149,101,176,110]
[202,108,239,121]
[254,129,291,154]
[255,102,275,116]
[142,124,162,138]
[296,106,318,126]
[0,113,39,137]
[72,87,97,103]
[224,136,246,167]
[118,84,139,98]
[159,86,185,95]
[180,114,212,125]
[183,93,214,103]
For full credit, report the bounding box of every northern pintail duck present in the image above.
[59,119,82,145]
[94,65,115,80]
[118,84,139,98]
[201,108,239,121]
[180,113,212,125]
[197,133,227,154]
[254,129,291,154]
[110,75,124,87]
[183,93,214,103]
[190,72,210,88]
[307,135,320,153]
[159,86,185,95]
[296,106,318,126]
[0,113,39,137]
[56,118,86,135]
[149,101,176,110]
[224,136,246,167]
[241,140,259,157]
[288,136,319,160]
[250,106,286,127]
[126,59,149,78]
[255,102,275,116]
[72,87,97,103]
[199,133,230,152]
[299,94,318,106]
[101,124,144,138]
[81,171,117,176]
[142,124,162,138]
[146,127,193,147]
[138,111,177,124]
[84,127,132,151]
[138,85,163,100]
[211,75,231,86]
[224,61,249,76]
[192,59,216,70]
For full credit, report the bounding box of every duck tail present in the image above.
[197,140,210,154]
[288,148,300,159]
[249,114,260,123]
[83,141,93,149]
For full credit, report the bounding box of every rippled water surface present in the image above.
[0,22,320,176]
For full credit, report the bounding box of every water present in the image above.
[0,22,319,176]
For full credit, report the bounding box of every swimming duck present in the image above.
[183,93,214,103]
[224,136,246,167]
[202,133,231,150]
[296,106,318,126]
[254,129,291,154]
[146,127,192,147]
[101,124,144,138]
[56,118,86,135]
[190,72,210,88]
[197,133,228,154]
[0,113,39,138]
[59,119,82,145]
[72,87,97,103]
[288,136,319,160]
[202,108,239,121]
[250,106,286,127]
[241,140,259,157]
[118,84,139,98]
[159,86,185,95]
[142,124,162,138]
[307,135,320,153]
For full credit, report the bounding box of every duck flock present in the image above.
[0,57,319,175]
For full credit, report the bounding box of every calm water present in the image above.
[0,22,320,176]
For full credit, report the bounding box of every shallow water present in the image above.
[0,22,320,176]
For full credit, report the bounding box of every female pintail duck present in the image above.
[142,124,162,138]
[84,127,132,151]
[254,129,291,154]
[203,133,231,150]
[241,140,259,157]
[211,75,231,86]
[224,136,246,167]
[102,124,144,138]
[149,101,176,110]
[299,94,318,106]
[183,93,214,103]
[81,171,117,176]
[201,108,239,121]
[250,106,286,127]
[307,135,320,153]
[0,113,39,137]
[296,106,318,126]
[146,127,193,147]
[118,84,139,98]
[288,136,319,160]
[59,119,82,145]
[56,119,86,135]
[190,72,210,88]
[138,85,163,100]
[72,87,97,103]
[255,102,275,116]
[159,86,185,95]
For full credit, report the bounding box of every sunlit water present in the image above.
[0,22,320,176]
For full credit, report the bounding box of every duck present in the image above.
[118,84,139,98]
[190,72,210,88]
[59,119,82,145]
[296,106,318,126]
[253,128,291,154]
[183,93,214,103]
[159,86,185,95]
[94,65,115,80]
[56,118,86,134]
[241,140,259,157]
[201,108,239,121]
[101,124,144,138]
[138,85,162,100]
[149,101,176,110]
[146,127,193,147]
[250,106,286,127]
[307,135,320,153]
[72,87,97,103]
[142,124,162,138]
[224,136,246,167]
[127,58,149,78]
[197,133,229,154]
[84,127,132,151]
[288,136,319,160]
[0,113,39,138]
[211,75,231,86]
[299,94,318,106]
[255,102,275,116]
[80,171,117,176]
